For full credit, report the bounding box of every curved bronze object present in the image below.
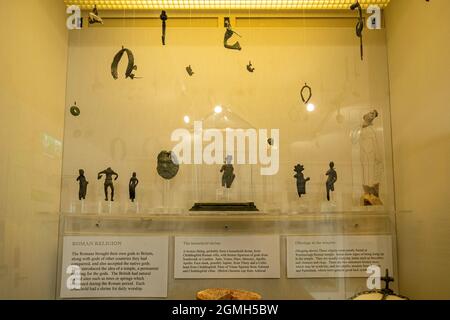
[160,11,167,45]
[111,46,138,80]
[350,1,364,60]
[300,83,312,105]
[224,20,242,51]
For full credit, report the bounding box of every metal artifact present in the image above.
[326,162,338,201]
[129,172,139,202]
[111,46,138,80]
[76,169,89,200]
[157,151,179,180]
[186,65,194,76]
[70,102,80,117]
[350,1,364,60]
[220,156,235,189]
[97,167,119,201]
[294,164,310,198]
[301,83,312,105]
[247,61,255,72]
[160,11,167,45]
[224,19,242,51]
[88,5,103,25]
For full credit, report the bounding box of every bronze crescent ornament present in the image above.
[111,46,139,80]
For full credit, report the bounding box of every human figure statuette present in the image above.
[221,156,236,189]
[98,167,119,201]
[294,164,310,198]
[129,172,139,202]
[326,162,338,201]
[76,169,88,200]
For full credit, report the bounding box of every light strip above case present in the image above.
[64,0,391,10]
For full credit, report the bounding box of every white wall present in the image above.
[386,0,450,299]
[0,0,68,299]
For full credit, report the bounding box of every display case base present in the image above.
[190,202,259,212]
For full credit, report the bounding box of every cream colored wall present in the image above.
[0,0,68,299]
[385,0,450,299]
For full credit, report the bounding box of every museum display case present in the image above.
[56,2,399,300]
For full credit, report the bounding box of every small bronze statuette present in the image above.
[111,46,138,80]
[88,5,103,25]
[224,19,242,51]
[294,164,310,198]
[326,162,338,201]
[70,101,80,117]
[129,172,139,202]
[247,61,255,72]
[221,156,236,189]
[160,10,167,45]
[98,167,118,201]
[76,169,89,200]
[157,151,180,180]
[186,65,194,76]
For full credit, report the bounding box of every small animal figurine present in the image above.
[76,169,89,200]
[247,61,255,72]
[88,5,103,25]
[326,162,338,201]
[221,155,236,189]
[98,167,119,201]
[186,65,194,76]
[294,164,310,198]
[129,172,139,202]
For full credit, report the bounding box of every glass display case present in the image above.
[57,11,397,300]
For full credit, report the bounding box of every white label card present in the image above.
[60,236,169,298]
[287,235,393,278]
[174,236,280,279]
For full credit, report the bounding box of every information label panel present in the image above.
[287,235,393,278]
[175,236,280,279]
[60,236,169,298]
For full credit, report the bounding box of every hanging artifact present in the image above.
[97,167,119,201]
[294,164,310,198]
[350,1,364,60]
[88,5,103,25]
[111,46,138,80]
[129,172,139,202]
[157,151,179,180]
[224,18,242,51]
[70,101,80,117]
[160,10,168,45]
[325,162,338,201]
[246,61,255,72]
[300,83,312,105]
[351,270,409,300]
[186,65,194,76]
[76,169,89,200]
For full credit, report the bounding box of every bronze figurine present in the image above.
[98,167,118,201]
